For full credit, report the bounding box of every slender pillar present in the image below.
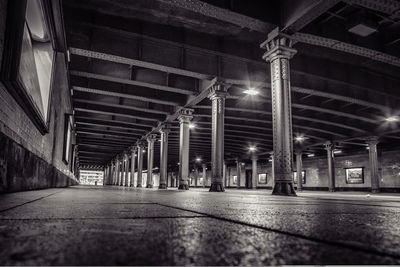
[194,166,198,187]
[116,157,121,186]
[137,142,145,187]
[111,160,116,185]
[178,108,194,190]
[270,152,275,186]
[366,136,380,193]
[261,30,297,196]
[146,134,157,188]
[202,164,207,187]
[124,153,129,187]
[103,166,107,186]
[130,147,136,187]
[251,154,258,189]
[159,126,170,189]
[295,151,303,191]
[208,83,228,192]
[324,142,335,192]
[223,161,227,187]
[236,159,241,189]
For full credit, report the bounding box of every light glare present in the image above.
[244,88,259,96]
[385,116,399,122]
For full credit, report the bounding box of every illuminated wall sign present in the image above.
[345,168,364,184]
[293,171,306,184]
[258,173,267,184]
[233,175,237,184]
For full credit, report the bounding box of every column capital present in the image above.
[130,146,137,154]
[147,134,157,143]
[137,141,146,148]
[178,108,194,123]
[324,141,335,151]
[202,163,207,169]
[208,82,229,100]
[251,154,258,161]
[159,124,171,134]
[365,136,379,146]
[294,149,303,156]
[260,28,297,62]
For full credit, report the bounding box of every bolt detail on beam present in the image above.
[261,30,297,196]
[178,108,194,190]
[209,82,228,192]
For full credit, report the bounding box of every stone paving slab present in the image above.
[0,217,398,265]
[1,185,400,265]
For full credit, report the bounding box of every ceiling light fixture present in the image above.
[249,146,257,152]
[196,157,202,162]
[307,153,315,157]
[333,150,342,154]
[385,116,399,122]
[244,87,259,96]
[188,123,196,129]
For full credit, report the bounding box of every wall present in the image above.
[223,150,400,192]
[0,0,78,192]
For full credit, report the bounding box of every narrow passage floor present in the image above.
[0,186,400,265]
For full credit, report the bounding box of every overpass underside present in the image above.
[0,0,400,265]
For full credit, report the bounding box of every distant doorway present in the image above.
[245,170,252,189]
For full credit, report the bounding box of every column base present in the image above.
[146,184,153,188]
[137,184,142,188]
[159,184,167,189]
[371,188,380,193]
[272,182,297,196]
[329,188,335,192]
[130,184,134,187]
[178,184,189,190]
[209,183,224,192]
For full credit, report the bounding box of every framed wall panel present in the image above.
[0,0,56,134]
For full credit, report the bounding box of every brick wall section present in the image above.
[0,1,78,192]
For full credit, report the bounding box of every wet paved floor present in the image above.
[0,186,400,265]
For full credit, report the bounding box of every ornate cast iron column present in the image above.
[236,158,241,189]
[251,154,258,189]
[146,134,157,188]
[130,147,136,187]
[159,125,170,189]
[137,142,145,188]
[115,156,121,186]
[366,136,380,193]
[124,153,129,187]
[208,83,228,191]
[202,164,207,187]
[324,141,335,192]
[261,30,297,196]
[295,150,303,191]
[178,108,193,190]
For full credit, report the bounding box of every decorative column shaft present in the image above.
[251,155,258,189]
[130,147,136,187]
[124,153,129,187]
[178,108,194,190]
[366,136,380,192]
[115,157,121,186]
[194,166,199,187]
[111,160,116,185]
[137,142,145,187]
[223,161,227,187]
[159,126,170,189]
[209,83,228,192]
[202,164,207,187]
[324,142,335,192]
[146,134,157,188]
[295,151,303,191]
[236,159,241,189]
[261,30,297,196]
